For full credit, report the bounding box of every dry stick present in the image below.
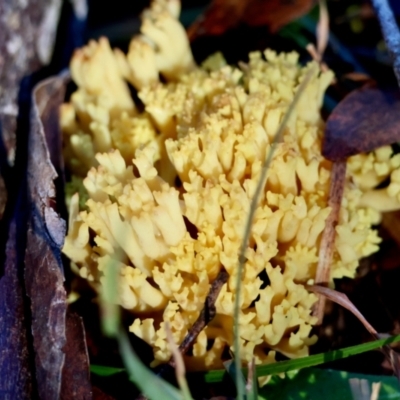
[313,160,346,324]
[175,269,229,359]
[371,0,400,86]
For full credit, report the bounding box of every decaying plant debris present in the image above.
[25,73,92,400]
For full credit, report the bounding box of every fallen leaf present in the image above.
[308,285,377,335]
[25,71,91,400]
[323,85,400,161]
[188,0,315,40]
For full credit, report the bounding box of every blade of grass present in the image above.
[246,358,258,400]
[203,334,400,383]
[165,323,193,400]
[91,334,400,384]
[117,329,184,400]
[100,258,185,400]
[234,64,318,399]
[224,360,248,398]
[90,364,125,376]
[100,257,120,337]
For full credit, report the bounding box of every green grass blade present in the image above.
[246,359,259,400]
[100,257,120,337]
[90,364,125,376]
[117,329,184,400]
[165,322,194,400]
[203,334,400,383]
[233,64,318,400]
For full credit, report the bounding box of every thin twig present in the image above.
[313,160,347,324]
[371,0,400,86]
[176,269,229,357]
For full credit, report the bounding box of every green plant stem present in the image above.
[205,333,400,383]
[233,65,317,400]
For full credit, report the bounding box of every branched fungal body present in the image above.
[62,0,400,372]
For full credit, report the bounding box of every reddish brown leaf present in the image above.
[188,0,315,40]
[323,86,400,161]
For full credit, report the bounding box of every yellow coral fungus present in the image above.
[61,0,400,372]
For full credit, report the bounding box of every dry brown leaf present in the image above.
[308,285,378,335]
[25,72,91,400]
[315,84,400,322]
[187,0,315,40]
[323,86,400,161]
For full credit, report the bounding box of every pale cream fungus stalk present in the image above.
[61,0,400,371]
